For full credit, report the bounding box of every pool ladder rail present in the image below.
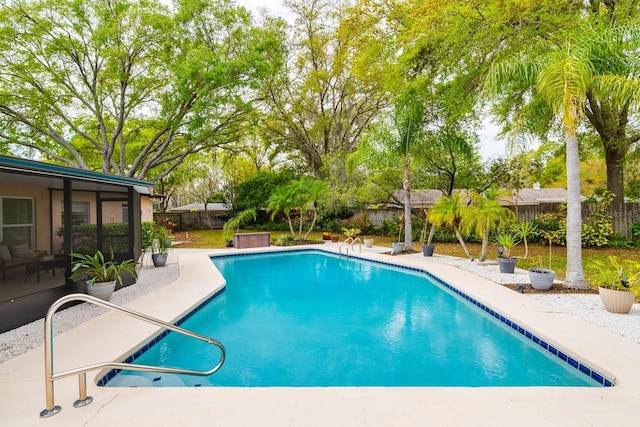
[339,237,362,257]
[39,293,226,418]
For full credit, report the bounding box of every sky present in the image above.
[235,0,508,161]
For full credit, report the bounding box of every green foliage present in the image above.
[272,234,294,246]
[57,223,129,254]
[493,232,520,258]
[340,215,377,236]
[70,249,137,287]
[232,170,297,212]
[341,227,361,238]
[581,192,615,247]
[141,221,156,252]
[0,0,284,179]
[590,256,640,294]
[223,208,258,240]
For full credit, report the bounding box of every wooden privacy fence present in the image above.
[511,203,640,237]
[153,212,227,231]
[362,203,640,238]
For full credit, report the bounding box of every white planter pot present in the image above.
[86,280,117,301]
[391,242,404,254]
[598,286,636,314]
[364,238,374,248]
[528,268,555,291]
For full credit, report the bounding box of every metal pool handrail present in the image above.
[40,293,226,418]
[339,237,362,257]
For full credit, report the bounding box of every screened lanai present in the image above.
[0,155,154,332]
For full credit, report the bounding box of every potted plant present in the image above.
[392,214,405,254]
[528,230,556,290]
[592,256,640,314]
[151,225,170,267]
[420,209,435,257]
[341,227,361,244]
[70,249,138,301]
[494,232,520,273]
[363,235,374,248]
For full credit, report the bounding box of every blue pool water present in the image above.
[106,250,604,387]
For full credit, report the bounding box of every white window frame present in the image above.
[0,196,35,247]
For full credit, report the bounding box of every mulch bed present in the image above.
[503,283,598,295]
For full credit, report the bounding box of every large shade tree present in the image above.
[0,0,284,179]
[260,0,389,178]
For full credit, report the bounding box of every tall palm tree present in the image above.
[428,193,473,259]
[462,187,514,262]
[484,32,615,289]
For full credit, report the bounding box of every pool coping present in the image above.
[2,244,640,426]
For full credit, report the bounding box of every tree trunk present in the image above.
[564,130,587,289]
[403,156,413,251]
[479,228,488,262]
[453,225,473,260]
[604,141,627,222]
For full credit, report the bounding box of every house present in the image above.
[0,154,154,331]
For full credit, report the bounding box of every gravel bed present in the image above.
[414,253,640,344]
[2,249,638,364]
[0,261,179,364]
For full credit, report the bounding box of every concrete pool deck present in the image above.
[1,244,640,426]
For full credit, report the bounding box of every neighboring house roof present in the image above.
[169,203,231,212]
[0,154,155,194]
[391,187,581,208]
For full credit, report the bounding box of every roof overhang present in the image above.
[0,155,154,194]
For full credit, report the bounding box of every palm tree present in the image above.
[484,33,609,289]
[266,185,297,239]
[299,177,329,240]
[428,193,473,259]
[462,187,514,262]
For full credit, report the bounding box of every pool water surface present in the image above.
[106,250,603,387]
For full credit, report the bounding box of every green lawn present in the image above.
[172,229,640,290]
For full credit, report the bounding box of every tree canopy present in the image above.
[0,0,285,179]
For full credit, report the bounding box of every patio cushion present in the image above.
[9,243,34,259]
[0,244,11,261]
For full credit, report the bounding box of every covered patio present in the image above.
[0,155,154,332]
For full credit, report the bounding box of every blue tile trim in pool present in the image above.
[97,287,226,386]
[100,248,614,387]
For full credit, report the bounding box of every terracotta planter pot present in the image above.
[330,235,339,243]
[598,286,636,314]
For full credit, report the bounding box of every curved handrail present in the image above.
[40,293,225,418]
[339,237,362,257]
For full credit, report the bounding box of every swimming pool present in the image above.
[104,250,608,387]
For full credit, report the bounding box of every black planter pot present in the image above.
[497,257,517,273]
[422,244,435,257]
[152,253,168,267]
